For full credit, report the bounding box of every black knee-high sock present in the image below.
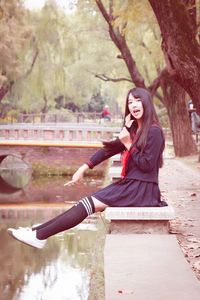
[32,210,69,231]
[33,196,95,232]
[36,196,95,240]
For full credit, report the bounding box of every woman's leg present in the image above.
[32,196,107,232]
[8,196,108,248]
[35,196,108,240]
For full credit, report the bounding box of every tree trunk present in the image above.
[0,81,14,103]
[160,69,197,156]
[95,0,197,157]
[148,0,200,115]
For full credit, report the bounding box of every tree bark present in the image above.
[148,0,200,115]
[160,69,197,156]
[0,81,14,102]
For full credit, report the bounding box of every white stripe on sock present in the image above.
[84,197,92,215]
[80,199,90,215]
[82,197,92,215]
[81,197,93,215]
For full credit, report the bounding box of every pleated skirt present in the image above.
[91,178,167,207]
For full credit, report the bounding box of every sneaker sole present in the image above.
[7,229,42,249]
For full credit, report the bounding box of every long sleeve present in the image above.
[86,138,125,169]
[129,126,164,173]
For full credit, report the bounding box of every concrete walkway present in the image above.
[104,234,200,299]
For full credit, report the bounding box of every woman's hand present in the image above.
[119,127,132,150]
[125,113,134,128]
[64,164,89,186]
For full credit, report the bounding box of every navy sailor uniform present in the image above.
[86,125,167,207]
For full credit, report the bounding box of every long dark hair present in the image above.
[124,87,163,152]
[103,87,165,166]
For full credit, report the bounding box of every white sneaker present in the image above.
[17,223,41,231]
[7,228,47,249]
[31,223,42,230]
[18,227,32,231]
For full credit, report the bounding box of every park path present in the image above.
[159,154,200,280]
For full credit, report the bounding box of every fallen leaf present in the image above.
[169,229,180,234]
[185,233,195,237]
[192,261,200,272]
[118,290,134,295]
[191,182,199,186]
[186,238,200,243]
[181,223,195,227]
[190,193,197,197]
[182,243,200,250]
[188,249,200,259]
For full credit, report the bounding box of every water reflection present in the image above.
[0,175,103,205]
[0,157,106,299]
[0,216,106,300]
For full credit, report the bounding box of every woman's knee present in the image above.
[91,196,108,212]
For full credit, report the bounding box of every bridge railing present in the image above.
[0,123,121,143]
[1,112,123,125]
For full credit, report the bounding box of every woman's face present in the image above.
[128,94,144,120]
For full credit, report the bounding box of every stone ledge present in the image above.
[105,205,175,234]
[108,166,122,179]
[109,154,121,163]
[105,204,175,221]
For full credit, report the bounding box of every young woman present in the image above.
[8,87,167,249]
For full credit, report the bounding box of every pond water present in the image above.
[0,216,106,300]
[0,155,104,205]
[0,157,107,300]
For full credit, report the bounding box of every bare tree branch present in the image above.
[95,73,132,82]
[148,74,161,94]
[117,54,124,59]
[155,91,164,103]
[140,42,152,55]
[22,38,39,78]
[25,48,39,77]
[148,67,168,97]
[88,69,132,82]
[0,80,14,102]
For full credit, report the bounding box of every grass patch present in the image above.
[32,161,104,177]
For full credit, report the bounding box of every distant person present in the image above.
[188,100,200,133]
[7,87,167,249]
[102,105,111,121]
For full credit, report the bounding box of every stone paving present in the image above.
[104,154,200,299]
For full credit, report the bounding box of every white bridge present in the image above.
[0,123,121,146]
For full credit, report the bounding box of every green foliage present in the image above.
[1,0,167,121]
[157,107,169,128]
[0,0,33,85]
[3,0,125,114]
[32,160,104,177]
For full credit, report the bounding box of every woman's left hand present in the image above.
[119,127,132,150]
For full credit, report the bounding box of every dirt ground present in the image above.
[159,150,200,281]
